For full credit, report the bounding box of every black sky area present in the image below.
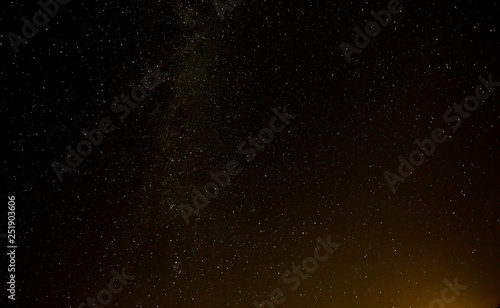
[2,0,500,307]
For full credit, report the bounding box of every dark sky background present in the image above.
[2,0,500,307]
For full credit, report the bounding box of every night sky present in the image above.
[2,0,500,307]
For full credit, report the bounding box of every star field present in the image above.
[2,0,500,307]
